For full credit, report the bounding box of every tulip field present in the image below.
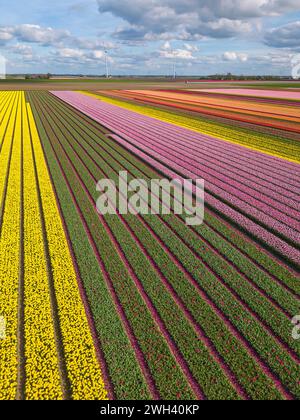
[101,88,300,137]
[0,87,299,400]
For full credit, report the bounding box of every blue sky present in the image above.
[0,0,299,75]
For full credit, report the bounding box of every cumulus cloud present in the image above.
[0,24,70,46]
[223,51,248,62]
[53,48,113,64]
[97,0,300,40]
[56,48,84,59]
[73,38,117,50]
[184,43,199,52]
[260,0,300,15]
[160,48,196,60]
[2,1,300,74]
[0,22,117,72]
[0,28,14,43]
[265,21,300,48]
[162,41,171,50]
[159,41,197,60]
[15,24,70,44]
[0,23,117,51]
[11,44,33,56]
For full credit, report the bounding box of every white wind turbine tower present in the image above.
[173,50,177,80]
[104,50,109,79]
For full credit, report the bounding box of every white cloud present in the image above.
[11,44,34,59]
[265,21,300,48]
[56,48,85,59]
[97,0,300,40]
[223,51,248,62]
[161,49,195,59]
[74,38,117,50]
[14,24,70,45]
[0,29,14,43]
[2,1,299,74]
[184,43,199,52]
[0,24,70,46]
[159,42,197,60]
[162,41,171,50]
[261,0,300,15]
[53,48,113,64]
[91,50,105,59]
[0,24,117,52]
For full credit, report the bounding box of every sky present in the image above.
[0,0,300,75]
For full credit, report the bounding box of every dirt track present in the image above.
[2,79,298,91]
[0,81,193,91]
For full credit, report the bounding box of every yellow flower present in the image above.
[0,92,22,399]
[0,93,107,400]
[27,104,108,400]
[22,95,62,400]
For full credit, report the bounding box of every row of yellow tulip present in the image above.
[0,92,18,203]
[22,96,63,400]
[27,104,108,400]
[0,92,107,400]
[0,92,22,399]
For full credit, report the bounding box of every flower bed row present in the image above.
[0,92,22,399]
[27,103,108,400]
[31,91,300,399]
[52,92,300,269]
[101,90,300,141]
[0,92,108,400]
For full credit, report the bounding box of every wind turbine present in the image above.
[173,50,177,80]
[105,50,109,79]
